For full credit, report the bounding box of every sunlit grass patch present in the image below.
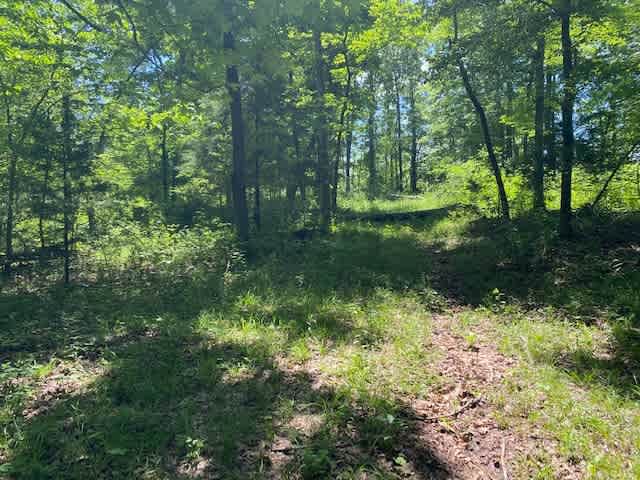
[317,292,438,401]
[340,192,451,215]
[495,315,640,479]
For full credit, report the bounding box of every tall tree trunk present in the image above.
[332,137,342,213]
[287,72,300,213]
[62,94,72,285]
[313,28,331,233]
[453,34,510,218]
[504,81,515,163]
[394,72,403,192]
[171,152,179,204]
[544,72,557,171]
[39,149,52,250]
[458,61,510,219]
[345,120,353,195]
[287,124,300,210]
[253,102,262,231]
[4,100,15,274]
[533,36,546,209]
[385,99,394,188]
[224,30,249,241]
[559,3,575,238]
[331,36,352,213]
[367,72,377,199]
[453,10,509,218]
[160,123,169,207]
[409,80,418,194]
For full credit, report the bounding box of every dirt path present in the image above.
[273,312,580,480]
[403,313,581,480]
[405,314,520,479]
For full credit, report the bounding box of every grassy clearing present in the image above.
[2,197,640,479]
[340,191,451,215]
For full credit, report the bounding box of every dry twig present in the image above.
[417,396,483,423]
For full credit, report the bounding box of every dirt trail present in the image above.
[405,314,521,479]
[277,313,580,480]
[402,314,581,480]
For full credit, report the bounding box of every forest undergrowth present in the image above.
[1,199,639,479]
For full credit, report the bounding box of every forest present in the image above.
[1,0,639,478]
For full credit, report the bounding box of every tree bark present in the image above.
[458,62,510,218]
[452,13,510,219]
[533,36,546,209]
[544,72,557,171]
[4,100,16,274]
[409,79,419,194]
[345,120,353,195]
[313,28,331,233]
[287,72,300,213]
[456,64,510,218]
[559,3,575,238]
[160,123,169,207]
[39,149,52,250]
[253,101,262,231]
[331,34,352,213]
[62,94,72,285]
[367,71,377,199]
[224,30,249,241]
[394,72,403,192]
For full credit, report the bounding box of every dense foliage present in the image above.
[1,2,640,478]
[1,0,638,282]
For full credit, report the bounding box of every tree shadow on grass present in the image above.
[4,314,455,480]
[554,347,640,400]
[0,271,228,364]
[3,207,639,478]
[249,208,640,398]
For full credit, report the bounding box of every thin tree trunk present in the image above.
[504,81,515,163]
[458,59,510,219]
[533,36,546,209]
[161,123,169,208]
[287,72,300,213]
[39,149,52,250]
[224,29,249,241]
[331,34,352,213]
[313,28,331,233]
[367,72,377,199]
[385,99,394,188]
[287,126,300,210]
[545,72,557,171]
[62,94,72,285]
[559,3,575,238]
[171,152,179,204]
[4,100,15,274]
[253,101,261,231]
[345,120,353,195]
[409,80,418,194]
[453,12,509,219]
[394,72,403,192]
[591,142,640,209]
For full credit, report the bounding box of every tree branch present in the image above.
[59,0,106,32]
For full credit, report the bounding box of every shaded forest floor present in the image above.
[1,203,640,479]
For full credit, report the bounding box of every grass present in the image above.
[340,191,452,215]
[1,196,639,478]
[495,313,640,479]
